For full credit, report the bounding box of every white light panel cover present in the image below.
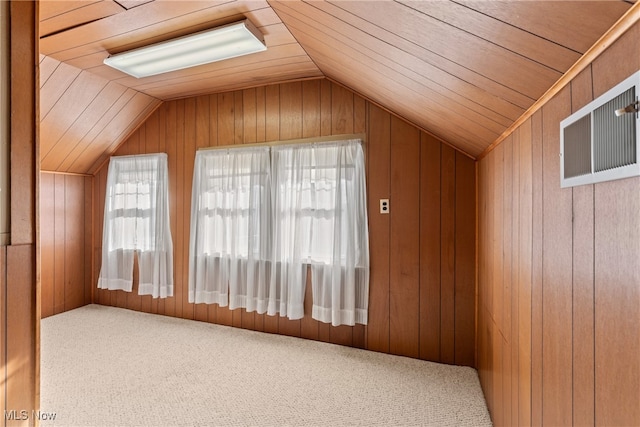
[104,20,267,78]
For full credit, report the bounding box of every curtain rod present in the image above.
[196,133,366,152]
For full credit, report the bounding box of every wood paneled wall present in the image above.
[477,22,640,426]
[1,2,38,425]
[92,79,477,366]
[40,172,92,318]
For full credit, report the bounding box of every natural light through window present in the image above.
[98,153,174,299]
[189,139,369,326]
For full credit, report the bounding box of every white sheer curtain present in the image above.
[98,153,173,298]
[271,140,370,325]
[188,147,273,312]
[269,146,310,320]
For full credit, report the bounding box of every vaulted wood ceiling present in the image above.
[39,0,634,174]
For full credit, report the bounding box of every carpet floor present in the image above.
[40,304,492,426]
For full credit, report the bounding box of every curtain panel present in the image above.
[98,153,174,298]
[188,147,273,313]
[272,141,369,326]
[188,139,370,326]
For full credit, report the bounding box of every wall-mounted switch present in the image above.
[380,199,389,214]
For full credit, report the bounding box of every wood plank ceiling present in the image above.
[39,0,633,174]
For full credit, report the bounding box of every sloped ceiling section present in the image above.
[270,0,632,157]
[40,54,162,174]
[39,0,632,173]
[39,0,322,173]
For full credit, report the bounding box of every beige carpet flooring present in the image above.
[40,304,492,427]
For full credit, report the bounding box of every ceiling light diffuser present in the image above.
[103,19,267,78]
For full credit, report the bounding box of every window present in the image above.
[188,147,272,311]
[188,139,370,326]
[98,153,173,299]
[272,141,369,326]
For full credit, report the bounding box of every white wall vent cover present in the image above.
[560,70,640,188]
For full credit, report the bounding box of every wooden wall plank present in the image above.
[591,22,640,100]
[64,175,86,311]
[510,129,520,426]
[492,142,504,344]
[487,148,495,402]
[279,82,302,141]
[570,67,595,427]
[366,104,391,353]
[419,132,440,360]
[594,178,640,426]
[518,119,533,427]
[40,173,56,319]
[265,85,280,143]
[502,135,513,427]
[530,109,544,427]
[53,174,66,315]
[476,149,488,399]
[389,116,420,359]
[454,153,476,367]
[174,99,186,319]
[0,247,4,423]
[5,245,36,425]
[163,100,177,318]
[541,87,573,427]
[183,97,196,321]
[10,2,36,248]
[300,268,318,341]
[352,93,367,350]
[331,84,354,135]
[320,80,332,137]
[242,89,257,145]
[93,168,106,307]
[491,143,504,427]
[440,145,456,364]
[233,91,243,147]
[302,80,321,139]
[85,176,94,306]
[255,87,266,144]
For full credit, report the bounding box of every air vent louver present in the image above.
[563,114,591,179]
[593,87,636,172]
[560,71,640,188]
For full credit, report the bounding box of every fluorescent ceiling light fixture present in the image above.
[103,19,267,78]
